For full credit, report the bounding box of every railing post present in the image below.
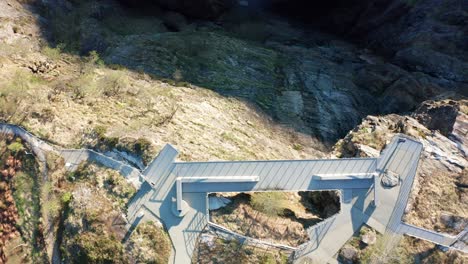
[373,174,378,207]
[176,178,183,212]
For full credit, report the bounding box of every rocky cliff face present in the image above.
[119,0,468,87]
[331,0,467,84]
[36,0,466,143]
[118,0,235,19]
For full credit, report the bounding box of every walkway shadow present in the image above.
[127,181,153,221]
[350,188,376,232]
[123,213,144,242]
[296,215,337,257]
[183,209,208,259]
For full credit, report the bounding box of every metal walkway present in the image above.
[126,134,438,263]
[399,223,456,246]
[1,123,465,262]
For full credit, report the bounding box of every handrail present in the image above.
[207,221,297,251]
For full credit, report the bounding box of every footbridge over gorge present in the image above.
[126,134,466,263]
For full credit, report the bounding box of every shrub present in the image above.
[100,71,128,97]
[129,222,171,264]
[172,69,183,82]
[134,137,152,154]
[85,51,104,67]
[103,171,136,208]
[70,73,96,100]
[292,143,303,151]
[7,141,24,154]
[250,192,288,217]
[61,192,72,204]
[0,71,33,122]
[91,125,119,150]
[67,162,91,182]
[260,253,276,264]
[93,125,107,140]
[43,196,61,220]
[41,44,64,60]
[75,232,126,263]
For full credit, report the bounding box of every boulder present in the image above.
[356,144,380,158]
[361,230,377,245]
[27,59,57,74]
[440,213,455,228]
[412,100,460,136]
[199,233,216,249]
[440,213,468,232]
[339,244,359,264]
[381,170,399,187]
[209,196,231,210]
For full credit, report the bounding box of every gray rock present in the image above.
[381,170,399,187]
[209,196,231,210]
[339,244,359,264]
[199,233,216,249]
[440,213,455,228]
[329,0,468,82]
[441,213,468,232]
[361,230,377,245]
[412,100,460,136]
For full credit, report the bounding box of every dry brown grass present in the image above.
[0,40,326,163]
[405,170,467,235]
[390,236,467,264]
[192,232,290,264]
[210,192,338,247]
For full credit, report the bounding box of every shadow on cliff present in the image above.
[32,0,364,145]
[29,0,467,145]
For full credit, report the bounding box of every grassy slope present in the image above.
[0,24,326,163]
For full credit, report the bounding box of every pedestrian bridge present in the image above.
[1,123,465,263]
[127,134,439,263]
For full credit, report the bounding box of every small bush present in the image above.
[7,140,24,154]
[75,232,126,263]
[93,125,107,140]
[67,162,91,182]
[100,71,128,97]
[85,51,104,67]
[70,72,97,100]
[0,71,34,122]
[41,44,64,60]
[108,64,126,70]
[61,192,72,204]
[103,171,136,208]
[43,196,61,220]
[250,192,288,217]
[134,137,151,154]
[91,125,118,150]
[128,222,171,264]
[292,143,303,151]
